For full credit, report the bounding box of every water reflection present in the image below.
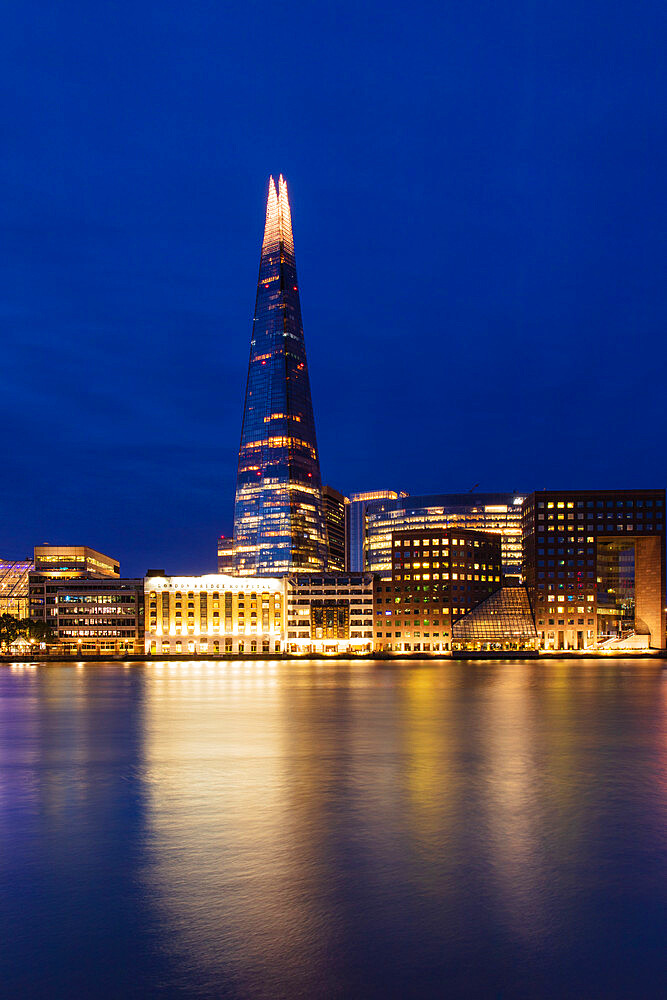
[143,660,339,997]
[0,665,160,998]
[1,660,666,998]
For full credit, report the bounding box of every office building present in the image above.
[322,485,347,572]
[355,492,524,581]
[285,573,375,653]
[345,491,406,571]
[33,544,120,579]
[28,577,144,654]
[144,574,285,655]
[233,176,327,577]
[217,536,234,573]
[522,489,666,650]
[0,559,33,618]
[374,528,502,653]
[29,544,122,628]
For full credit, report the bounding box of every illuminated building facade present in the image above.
[357,492,524,581]
[286,573,375,653]
[29,545,121,623]
[28,577,144,653]
[233,176,327,577]
[322,485,347,572]
[522,489,666,650]
[144,575,285,655]
[0,559,33,618]
[33,544,120,579]
[217,536,234,573]
[345,490,406,571]
[374,528,502,653]
[451,585,538,653]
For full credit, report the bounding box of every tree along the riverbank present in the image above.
[0,615,55,648]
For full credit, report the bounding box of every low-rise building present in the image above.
[33,544,120,580]
[29,577,144,654]
[28,544,124,638]
[286,573,375,653]
[374,528,503,653]
[144,574,285,655]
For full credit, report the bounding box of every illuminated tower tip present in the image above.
[262,174,293,253]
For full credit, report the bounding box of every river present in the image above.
[1,659,666,998]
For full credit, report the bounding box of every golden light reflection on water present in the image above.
[479,667,551,942]
[133,659,667,997]
[397,667,462,872]
[142,660,344,997]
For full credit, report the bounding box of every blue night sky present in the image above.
[2,1,665,576]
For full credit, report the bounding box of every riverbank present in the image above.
[1,650,665,664]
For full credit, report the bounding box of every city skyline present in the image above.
[3,138,664,580]
[1,1,664,577]
[3,6,666,998]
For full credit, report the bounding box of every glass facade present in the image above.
[32,545,120,579]
[322,485,347,572]
[345,491,403,572]
[451,586,538,651]
[358,493,525,581]
[0,559,33,618]
[217,536,234,573]
[233,176,327,576]
[596,540,635,639]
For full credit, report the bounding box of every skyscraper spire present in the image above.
[261,175,294,255]
[277,174,294,254]
[233,176,327,576]
[261,176,280,251]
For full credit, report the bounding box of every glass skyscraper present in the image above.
[233,176,327,576]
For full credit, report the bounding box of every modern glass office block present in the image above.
[233,176,327,576]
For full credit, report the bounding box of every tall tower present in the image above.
[233,176,327,576]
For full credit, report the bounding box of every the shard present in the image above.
[233,176,327,576]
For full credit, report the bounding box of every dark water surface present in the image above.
[1,660,666,998]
